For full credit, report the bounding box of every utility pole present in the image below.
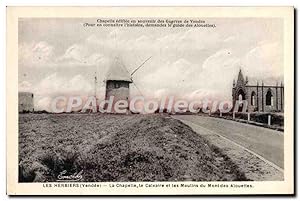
[94,71,97,100]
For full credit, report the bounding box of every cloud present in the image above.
[19,41,54,66]
[18,19,284,111]
[241,42,282,78]
[35,97,52,111]
[223,36,235,43]
[18,81,32,92]
[18,28,225,79]
[19,40,109,70]
[56,43,109,67]
[183,89,224,102]
[31,73,94,111]
[131,48,240,101]
[82,28,222,59]
[34,73,93,96]
[140,58,199,91]
[202,49,240,70]
[60,44,87,62]
[195,49,241,99]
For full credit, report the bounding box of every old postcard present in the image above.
[6,7,294,195]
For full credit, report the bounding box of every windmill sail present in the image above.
[130,56,152,97]
[131,56,152,76]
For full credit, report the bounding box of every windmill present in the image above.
[103,56,151,112]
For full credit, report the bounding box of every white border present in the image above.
[1,0,298,200]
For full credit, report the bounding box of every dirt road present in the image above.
[172,115,284,181]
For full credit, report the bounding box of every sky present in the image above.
[18,18,284,111]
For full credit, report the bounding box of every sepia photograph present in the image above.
[6,6,294,195]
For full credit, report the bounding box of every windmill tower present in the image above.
[104,56,151,112]
[105,57,133,102]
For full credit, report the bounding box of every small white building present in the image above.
[19,92,34,112]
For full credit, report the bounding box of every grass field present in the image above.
[19,113,247,182]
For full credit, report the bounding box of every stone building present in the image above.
[232,69,284,112]
[105,57,132,105]
[19,92,34,112]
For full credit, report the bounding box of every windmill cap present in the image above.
[106,57,132,82]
